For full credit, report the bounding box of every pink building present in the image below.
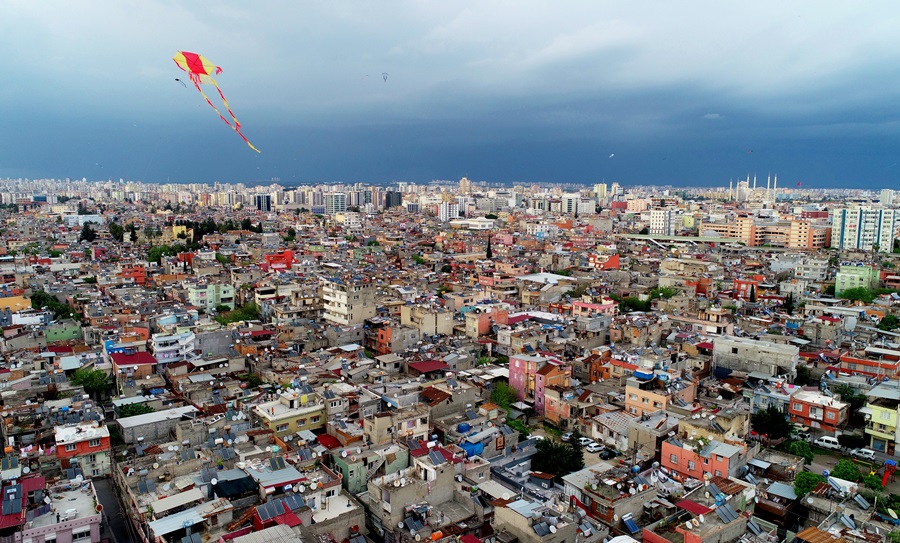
[509,354,568,413]
[660,438,743,482]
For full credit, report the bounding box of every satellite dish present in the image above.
[699,514,705,524]
[685,522,692,530]
[163,484,171,491]
[298,484,306,493]
[266,446,272,452]
[613,514,619,522]
[341,451,348,458]
[400,477,407,486]
[211,478,218,485]
[692,518,700,527]
[890,509,899,520]
[152,463,160,470]
[549,525,557,534]
[807,497,814,504]
[356,447,362,454]
[398,522,405,529]
[23,467,30,474]
[394,480,401,487]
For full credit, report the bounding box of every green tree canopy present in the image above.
[750,405,793,440]
[70,368,111,400]
[787,440,814,465]
[79,224,96,242]
[109,222,124,242]
[840,287,875,304]
[490,382,518,410]
[831,459,862,482]
[878,314,899,332]
[531,437,584,481]
[794,471,826,497]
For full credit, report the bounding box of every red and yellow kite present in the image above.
[173,51,260,153]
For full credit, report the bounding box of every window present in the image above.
[88,454,97,463]
[714,470,722,477]
[642,398,648,404]
[296,418,307,426]
[276,424,289,432]
[73,529,91,542]
[654,402,663,408]
[688,461,696,470]
[704,458,709,465]
[65,444,76,452]
[629,393,637,400]
[826,411,835,420]
[792,403,801,411]
[882,410,892,420]
[89,439,100,447]
[669,454,678,464]
[311,416,321,424]
[731,347,738,354]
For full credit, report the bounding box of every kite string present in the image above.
[208,78,260,153]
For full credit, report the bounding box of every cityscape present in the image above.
[4,2,900,543]
[0,176,896,543]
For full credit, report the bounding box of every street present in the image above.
[94,478,138,543]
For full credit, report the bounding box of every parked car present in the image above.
[578,437,595,447]
[850,448,876,461]
[585,443,604,453]
[814,436,842,451]
[561,432,573,442]
[599,448,618,460]
[794,431,812,442]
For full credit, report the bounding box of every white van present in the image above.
[814,436,841,451]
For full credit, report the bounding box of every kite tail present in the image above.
[210,78,260,152]
[191,80,261,153]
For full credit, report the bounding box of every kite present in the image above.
[175,78,186,88]
[173,51,260,153]
[382,72,389,82]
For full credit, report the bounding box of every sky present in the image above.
[2,1,900,189]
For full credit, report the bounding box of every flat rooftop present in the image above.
[32,482,99,528]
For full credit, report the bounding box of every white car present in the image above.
[814,436,842,451]
[578,437,595,447]
[850,448,876,461]
[585,443,604,453]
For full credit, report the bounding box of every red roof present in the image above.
[507,315,532,325]
[460,536,482,543]
[408,360,449,374]
[316,434,341,449]
[676,499,712,515]
[696,342,714,350]
[110,351,158,366]
[46,346,74,354]
[250,330,273,337]
[610,359,638,370]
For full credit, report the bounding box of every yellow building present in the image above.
[253,388,326,437]
[863,384,900,455]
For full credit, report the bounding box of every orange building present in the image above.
[660,438,742,482]
[120,264,147,286]
[55,422,112,476]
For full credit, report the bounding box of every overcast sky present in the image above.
[2,1,900,188]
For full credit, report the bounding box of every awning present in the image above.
[748,459,771,470]
[766,481,798,501]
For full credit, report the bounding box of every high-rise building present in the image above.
[593,183,607,199]
[438,202,459,222]
[324,192,347,215]
[459,177,472,194]
[880,189,895,206]
[831,207,897,253]
[254,194,272,212]
[385,191,402,209]
[649,208,679,236]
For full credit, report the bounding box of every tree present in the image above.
[878,314,899,332]
[531,438,583,481]
[490,382,518,410]
[485,236,493,259]
[794,471,826,497]
[830,459,861,482]
[70,368,111,401]
[863,474,884,491]
[795,365,812,386]
[749,285,757,303]
[787,440,814,464]
[750,405,793,440]
[639,227,649,235]
[109,222,124,242]
[783,292,795,315]
[79,223,96,242]
[127,223,138,242]
[119,403,155,418]
[832,385,866,412]
[841,287,875,304]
